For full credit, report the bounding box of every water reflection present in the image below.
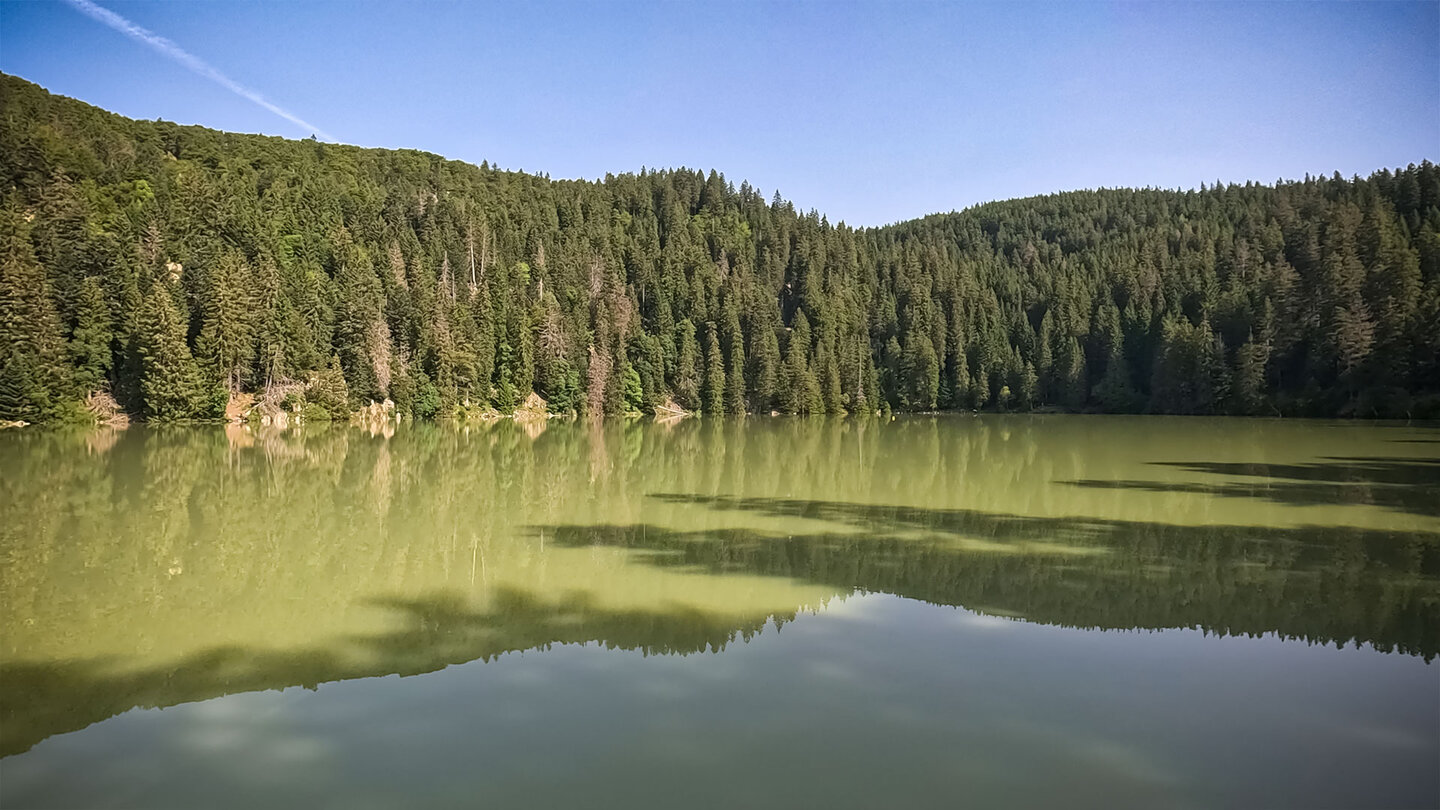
[2,585,793,757]
[1,416,1437,760]
[554,494,1440,659]
[1066,457,1440,517]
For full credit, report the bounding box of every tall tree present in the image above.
[136,286,206,420]
[0,201,72,420]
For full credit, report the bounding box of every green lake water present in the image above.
[1,415,1437,808]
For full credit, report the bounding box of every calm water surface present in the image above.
[1,416,1437,808]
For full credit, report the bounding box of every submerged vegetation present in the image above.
[1,73,1437,423]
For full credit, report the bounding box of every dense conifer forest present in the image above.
[2,73,1437,422]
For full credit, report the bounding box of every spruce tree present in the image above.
[673,319,700,410]
[1,74,1436,421]
[0,347,45,422]
[725,337,747,414]
[196,250,254,393]
[749,324,780,412]
[136,286,205,420]
[0,201,73,419]
[308,354,351,420]
[703,322,725,415]
[69,276,113,394]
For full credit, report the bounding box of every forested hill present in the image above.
[2,73,1437,423]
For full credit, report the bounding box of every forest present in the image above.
[2,73,1437,423]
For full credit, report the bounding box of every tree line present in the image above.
[2,73,1437,422]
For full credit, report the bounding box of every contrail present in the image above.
[62,0,336,141]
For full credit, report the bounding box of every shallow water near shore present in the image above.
[2,415,1438,808]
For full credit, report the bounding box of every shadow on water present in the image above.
[548,494,1440,659]
[0,586,789,758]
[5,423,1438,765]
[1156,457,1440,486]
[1063,456,1440,518]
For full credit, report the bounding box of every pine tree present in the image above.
[1093,344,1138,412]
[308,354,351,420]
[702,322,725,415]
[673,319,700,410]
[783,311,822,414]
[2,74,1436,422]
[1231,337,1269,415]
[725,338,746,414]
[136,286,206,420]
[196,250,254,393]
[820,345,844,414]
[749,324,780,412]
[333,231,384,403]
[69,275,112,394]
[900,323,939,410]
[0,347,46,422]
[0,201,73,419]
[622,365,644,413]
[1060,336,1087,410]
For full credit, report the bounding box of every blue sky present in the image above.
[2,1,1436,226]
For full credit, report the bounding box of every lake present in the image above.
[1,415,1437,809]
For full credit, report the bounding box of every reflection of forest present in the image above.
[1,417,1437,757]
[1,586,790,758]
[572,495,1439,658]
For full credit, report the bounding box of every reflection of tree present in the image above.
[0,586,792,758]
[2,417,1437,760]
[1063,457,1440,518]
[551,494,1440,661]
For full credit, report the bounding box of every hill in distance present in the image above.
[1,73,1437,423]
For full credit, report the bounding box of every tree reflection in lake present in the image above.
[1,415,1437,806]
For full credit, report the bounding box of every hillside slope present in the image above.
[2,73,1437,421]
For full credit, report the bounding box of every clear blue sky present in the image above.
[2,1,1436,226]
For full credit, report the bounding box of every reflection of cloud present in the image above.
[1003,718,1178,788]
[1076,739,1176,786]
[1292,712,1435,752]
[806,659,859,683]
[949,610,1016,631]
[809,592,874,623]
[178,693,329,779]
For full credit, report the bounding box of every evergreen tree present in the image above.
[1,74,1435,422]
[673,319,700,410]
[622,365,644,413]
[0,347,46,422]
[196,250,254,393]
[1231,337,1270,415]
[308,354,351,420]
[749,324,780,413]
[702,322,725,415]
[900,323,939,410]
[0,201,72,419]
[69,275,112,394]
[725,338,747,414]
[136,286,206,420]
[782,311,822,414]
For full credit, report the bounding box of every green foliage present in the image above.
[0,200,73,420]
[2,73,1437,421]
[673,320,700,410]
[196,249,256,392]
[412,369,441,420]
[136,287,207,421]
[0,347,45,422]
[622,365,644,414]
[702,323,725,415]
[68,276,112,394]
[308,355,351,420]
